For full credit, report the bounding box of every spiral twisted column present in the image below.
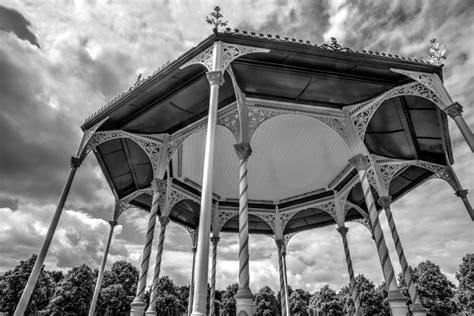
[234,142,254,315]
[336,226,361,315]
[275,240,289,316]
[89,220,117,316]
[209,236,220,316]
[379,197,427,316]
[131,179,164,315]
[349,155,408,316]
[146,216,170,315]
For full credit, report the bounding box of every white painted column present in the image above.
[131,179,164,316]
[146,216,170,315]
[336,226,362,316]
[188,243,197,316]
[191,40,223,316]
[379,197,427,316]
[209,236,220,316]
[349,154,408,316]
[89,220,117,316]
[15,156,83,316]
[234,142,254,316]
[445,102,474,152]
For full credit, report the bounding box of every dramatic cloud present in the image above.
[0,0,472,296]
[0,5,39,47]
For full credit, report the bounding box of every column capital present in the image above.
[275,239,286,256]
[159,216,170,227]
[234,142,252,161]
[206,70,225,86]
[444,102,463,118]
[337,226,349,237]
[70,156,83,168]
[349,154,370,171]
[378,196,392,210]
[455,189,468,199]
[108,220,118,227]
[151,178,166,191]
[210,236,220,245]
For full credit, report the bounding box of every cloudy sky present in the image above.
[0,0,473,295]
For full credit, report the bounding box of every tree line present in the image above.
[0,253,472,315]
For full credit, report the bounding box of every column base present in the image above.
[130,297,146,316]
[235,287,254,316]
[387,290,409,316]
[145,310,156,316]
[411,302,427,316]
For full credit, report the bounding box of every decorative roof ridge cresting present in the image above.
[222,27,436,66]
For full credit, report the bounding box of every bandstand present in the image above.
[15,8,473,316]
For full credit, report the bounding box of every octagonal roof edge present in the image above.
[81,29,443,131]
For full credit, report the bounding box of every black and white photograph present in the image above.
[0,1,473,315]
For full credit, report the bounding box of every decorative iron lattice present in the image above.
[184,226,199,247]
[391,69,451,107]
[283,232,297,248]
[350,82,443,139]
[181,43,269,72]
[253,212,277,234]
[89,130,128,148]
[372,157,455,192]
[217,209,238,233]
[217,108,240,141]
[247,101,346,141]
[278,209,301,232]
[350,218,373,233]
[279,197,338,232]
[115,188,153,219]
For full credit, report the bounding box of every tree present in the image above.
[221,283,239,316]
[402,260,458,315]
[344,274,387,315]
[97,260,138,314]
[102,260,138,297]
[289,288,309,316]
[47,264,95,315]
[253,286,279,316]
[337,284,354,315]
[96,284,130,315]
[0,255,56,314]
[456,253,473,315]
[374,282,390,316]
[311,285,342,315]
[154,276,185,315]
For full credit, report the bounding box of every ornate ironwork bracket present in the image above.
[348,81,443,140]
[370,156,458,193]
[217,208,238,233]
[76,117,109,160]
[391,69,452,108]
[247,99,347,142]
[253,211,277,235]
[279,197,338,233]
[180,43,270,73]
[114,188,153,220]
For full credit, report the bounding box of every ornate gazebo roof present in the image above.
[81,28,455,236]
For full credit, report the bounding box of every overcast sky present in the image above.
[0,0,473,294]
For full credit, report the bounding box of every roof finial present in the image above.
[428,38,447,65]
[206,6,228,33]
